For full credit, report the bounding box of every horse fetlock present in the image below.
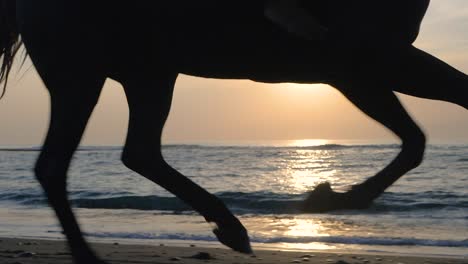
[402,134,426,169]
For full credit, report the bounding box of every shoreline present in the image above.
[5,233,468,260]
[0,237,466,264]
[2,206,467,260]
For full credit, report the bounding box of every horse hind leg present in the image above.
[31,61,107,262]
[371,45,468,110]
[119,72,252,254]
[303,82,426,212]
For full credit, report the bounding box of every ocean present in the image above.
[0,141,467,258]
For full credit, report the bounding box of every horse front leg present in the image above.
[34,75,106,263]
[120,72,252,254]
[303,83,426,212]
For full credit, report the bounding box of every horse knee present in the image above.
[34,155,68,197]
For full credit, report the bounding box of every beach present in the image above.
[0,237,466,264]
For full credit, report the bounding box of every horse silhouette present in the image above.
[1,1,467,263]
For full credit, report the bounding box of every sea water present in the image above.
[0,141,467,258]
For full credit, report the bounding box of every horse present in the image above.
[1,0,467,263]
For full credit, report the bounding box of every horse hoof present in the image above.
[345,185,374,209]
[212,222,253,254]
[303,182,353,212]
[302,182,373,212]
[313,182,333,193]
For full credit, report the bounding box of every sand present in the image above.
[0,237,466,264]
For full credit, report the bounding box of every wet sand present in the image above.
[0,237,466,264]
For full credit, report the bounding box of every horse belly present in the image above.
[177,48,329,84]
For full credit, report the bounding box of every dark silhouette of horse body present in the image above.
[1,1,467,263]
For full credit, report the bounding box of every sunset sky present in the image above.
[0,0,467,146]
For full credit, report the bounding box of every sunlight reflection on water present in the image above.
[1,143,467,257]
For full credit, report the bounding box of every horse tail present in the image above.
[0,0,22,99]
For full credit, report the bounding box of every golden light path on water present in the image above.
[277,218,336,251]
[248,138,347,251]
[273,139,339,194]
[250,215,346,251]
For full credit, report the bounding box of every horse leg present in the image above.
[333,44,468,109]
[35,83,106,263]
[381,45,468,109]
[303,83,426,212]
[120,73,252,254]
[30,55,106,262]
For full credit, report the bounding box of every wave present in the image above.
[0,191,301,214]
[258,236,468,248]
[73,193,468,214]
[75,231,468,248]
[70,192,303,214]
[2,190,466,215]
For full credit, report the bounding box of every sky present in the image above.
[0,0,467,146]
